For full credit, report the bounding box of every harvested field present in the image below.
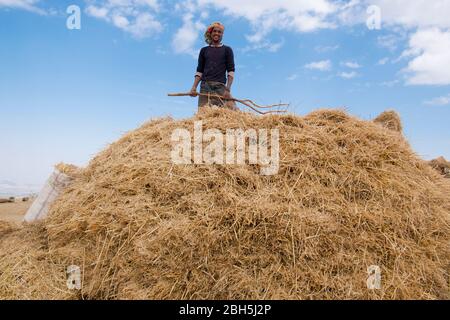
[0,200,32,224]
[0,108,449,300]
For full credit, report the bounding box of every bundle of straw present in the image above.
[429,157,450,178]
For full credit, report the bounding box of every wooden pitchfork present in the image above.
[168,92,288,115]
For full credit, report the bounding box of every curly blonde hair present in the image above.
[204,22,225,45]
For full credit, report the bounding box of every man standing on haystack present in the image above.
[190,22,237,110]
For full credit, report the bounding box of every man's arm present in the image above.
[225,74,234,93]
[225,47,235,98]
[191,48,205,96]
[190,76,201,97]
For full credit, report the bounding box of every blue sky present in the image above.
[1,0,450,192]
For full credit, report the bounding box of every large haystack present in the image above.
[0,108,449,300]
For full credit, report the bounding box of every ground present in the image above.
[0,200,31,224]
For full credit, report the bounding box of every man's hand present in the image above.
[189,88,198,97]
[224,88,232,100]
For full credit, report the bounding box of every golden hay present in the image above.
[0,223,74,300]
[55,163,81,178]
[1,108,449,300]
[373,110,403,132]
[0,221,17,236]
[429,157,450,178]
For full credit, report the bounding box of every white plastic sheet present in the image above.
[23,169,73,222]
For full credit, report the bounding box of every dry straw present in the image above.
[373,111,403,133]
[1,107,449,300]
[429,157,450,178]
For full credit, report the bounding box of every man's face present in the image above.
[211,27,223,42]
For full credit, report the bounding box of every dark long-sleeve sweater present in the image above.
[196,45,235,84]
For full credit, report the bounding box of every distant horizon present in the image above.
[0,180,40,197]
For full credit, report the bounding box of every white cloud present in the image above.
[85,0,162,39]
[126,12,161,38]
[341,61,361,69]
[81,0,450,63]
[112,14,129,28]
[424,94,450,106]
[377,34,404,51]
[172,12,205,57]
[198,0,336,26]
[378,57,389,65]
[286,74,298,81]
[380,79,400,88]
[85,5,108,19]
[174,0,197,13]
[338,1,450,86]
[365,0,450,30]
[337,1,450,86]
[305,60,332,71]
[242,38,285,53]
[197,0,338,49]
[402,28,450,86]
[339,71,358,79]
[380,79,400,87]
[170,1,208,57]
[315,45,339,53]
[193,0,450,63]
[337,0,450,30]
[0,0,45,14]
[266,41,284,52]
